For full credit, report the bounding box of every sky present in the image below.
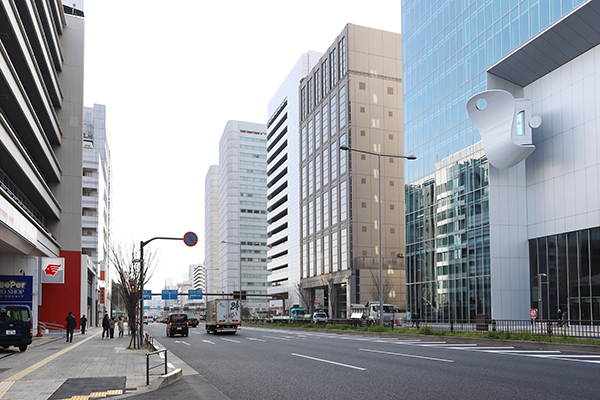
[82,0,402,292]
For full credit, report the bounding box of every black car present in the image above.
[188,317,198,327]
[0,305,32,352]
[166,313,188,337]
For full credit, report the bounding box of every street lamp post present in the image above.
[340,145,416,327]
[537,272,547,321]
[221,240,242,305]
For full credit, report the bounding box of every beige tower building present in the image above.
[299,24,406,318]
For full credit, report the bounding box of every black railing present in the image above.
[253,317,600,339]
[145,349,168,385]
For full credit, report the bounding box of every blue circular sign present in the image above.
[183,231,198,247]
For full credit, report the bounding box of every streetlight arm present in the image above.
[340,145,417,160]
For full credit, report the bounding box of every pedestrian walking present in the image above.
[65,311,76,343]
[557,309,563,327]
[117,317,124,338]
[109,316,116,338]
[102,314,110,339]
[562,309,568,327]
[79,315,87,334]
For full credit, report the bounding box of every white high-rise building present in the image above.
[266,52,321,311]
[217,121,269,315]
[191,263,206,291]
[204,165,220,294]
[83,104,112,322]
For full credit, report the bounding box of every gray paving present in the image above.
[0,326,185,400]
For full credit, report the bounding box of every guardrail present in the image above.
[144,332,154,350]
[145,349,168,385]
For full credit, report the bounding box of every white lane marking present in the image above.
[360,348,454,363]
[167,363,175,369]
[425,343,478,347]
[221,338,240,344]
[202,340,215,345]
[174,341,190,346]
[547,355,600,358]
[454,347,515,350]
[247,337,266,342]
[482,350,561,354]
[291,353,366,371]
[263,335,291,341]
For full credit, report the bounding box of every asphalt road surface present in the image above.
[140,323,600,400]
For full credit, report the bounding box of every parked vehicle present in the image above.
[188,317,198,327]
[312,311,328,324]
[351,302,396,326]
[166,313,188,337]
[0,305,32,352]
[205,299,240,334]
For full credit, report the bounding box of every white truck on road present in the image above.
[205,299,241,334]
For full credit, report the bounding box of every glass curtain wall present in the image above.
[402,0,588,322]
[529,227,600,322]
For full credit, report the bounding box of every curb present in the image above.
[157,368,182,389]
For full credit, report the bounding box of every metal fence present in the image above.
[256,318,600,339]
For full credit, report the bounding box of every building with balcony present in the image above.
[403,0,600,321]
[0,2,87,327]
[266,51,321,312]
[299,24,406,318]
[83,104,112,323]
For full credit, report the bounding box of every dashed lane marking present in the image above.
[360,348,454,363]
[291,353,366,370]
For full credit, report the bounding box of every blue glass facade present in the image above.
[402,0,587,321]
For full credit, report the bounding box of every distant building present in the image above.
[204,165,220,294]
[191,263,206,291]
[83,104,112,325]
[267,51,321,312]
[217,121,269,315]
[298,24,406,318]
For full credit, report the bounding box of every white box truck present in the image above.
[205,299,241,334]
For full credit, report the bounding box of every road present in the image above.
[142,323,600,400]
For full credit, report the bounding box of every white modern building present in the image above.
[191,263,206,291]
[217,121,269,315]
[83,104,112,323]
[266,51,321,311]
[204,165,220,294]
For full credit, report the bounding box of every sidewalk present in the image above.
[0,327,181,400]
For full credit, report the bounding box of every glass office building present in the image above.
[402,0,600,321]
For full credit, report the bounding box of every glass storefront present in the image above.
[529,227,600,321]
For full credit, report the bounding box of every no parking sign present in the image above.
[530,309,538,319]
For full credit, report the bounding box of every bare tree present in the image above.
[368,269,394,303]
[319,275,336,319]
[109,243,157,349]
[293,281,312,311]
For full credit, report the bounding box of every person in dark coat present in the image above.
[79,315,87,334]
[102,314,110,339]
[65,311,76,343]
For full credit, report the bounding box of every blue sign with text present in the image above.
[0,275,33,308]
[188,290,203,300]
[143,290,152,300]
[161,289,178,300]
